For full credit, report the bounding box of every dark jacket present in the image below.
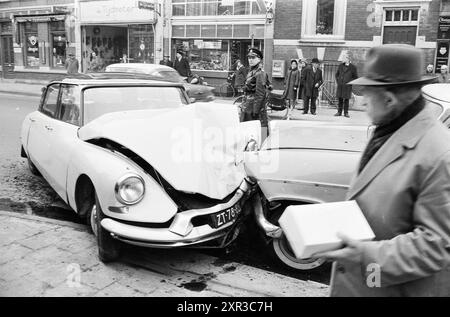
[335,63,358,99]
[174,57,191,77]
[301,66,323,98]
[65,58,79,74]
[235,66,248,88]
[282,68,300,101]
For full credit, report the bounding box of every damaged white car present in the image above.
[20,74,260,262]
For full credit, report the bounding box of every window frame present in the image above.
[301,0,348,41]
[57,84,81,127]
[39,83,61,119]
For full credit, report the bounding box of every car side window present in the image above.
[59,84,80,126]
[40,84,60,118]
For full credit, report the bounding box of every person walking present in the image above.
[335,53,358,117]
[64,53,79,74]
[241,47,270,139]
[173,50,191,78]
[315,44,450,297]
[160,55,173,68]
[301,58,323,115]
[438,65,450,83]
[282,59,300,120]
[234,60,248,95]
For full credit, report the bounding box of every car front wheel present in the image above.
[92,194,121,262]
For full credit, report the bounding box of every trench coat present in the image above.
[174,57,191,77]
[335,63,358,99]
[301,66,323,98]
[330,106,450,297]
[282,68,300,101]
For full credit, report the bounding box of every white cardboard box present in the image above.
[278,201,375,259]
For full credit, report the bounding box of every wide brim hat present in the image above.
[349,44,437,86]
[247,47,263,59]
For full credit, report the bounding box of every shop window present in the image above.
[51,21,67,69]
[24,22,39,67]
[217,25,232,38]
[201,25,216,37]
[186,25,201,37]
[302,0,347,39]
[172,25,185,37]
[233,25,250,38]
[129,24,155,64]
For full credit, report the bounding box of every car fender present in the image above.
[66,141,178,224]
[20,111,36,156]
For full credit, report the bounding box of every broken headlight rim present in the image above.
[114,174,145,205]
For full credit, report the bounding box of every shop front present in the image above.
[79,0,157,72]
[171,23,264,88]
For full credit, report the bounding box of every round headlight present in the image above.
[115,174,145,205]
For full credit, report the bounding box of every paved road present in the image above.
[0,93,335,291]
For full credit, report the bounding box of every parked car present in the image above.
[20,73,260,262]
[244,83,450,271]
[105,63,215,102]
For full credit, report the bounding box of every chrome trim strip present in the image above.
[259,178,350,190]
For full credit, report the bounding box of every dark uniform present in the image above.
[240,48,270,130]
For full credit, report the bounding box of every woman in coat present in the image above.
[282,59,300,120]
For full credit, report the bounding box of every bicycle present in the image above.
[219,72,237,98]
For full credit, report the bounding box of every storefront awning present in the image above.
[14,14,66,23]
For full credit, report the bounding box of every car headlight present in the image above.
[115,174,145,205]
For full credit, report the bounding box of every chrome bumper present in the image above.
[100,180,251,248]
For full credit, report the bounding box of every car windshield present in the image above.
[83,86,187,123]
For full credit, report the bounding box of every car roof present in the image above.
[105,63,176,73]
[49,72,184,87]
[423,83,450,108]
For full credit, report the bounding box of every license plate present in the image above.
[210,204,242,229]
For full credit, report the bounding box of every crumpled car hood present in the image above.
[78,103,246,200]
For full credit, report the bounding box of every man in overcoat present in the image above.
[173,50,191,78]
[301,58,323,115]
[335,53,358,117]
[316,44,450,297]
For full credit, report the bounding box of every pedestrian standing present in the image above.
[335,53,358,118]
[65,53,79,74]
[160,55,173,68]
[173,50,191,78]
[241,47,270,139]
[438,65,450,83]
[301,58,323,115]
[282,59,300,120]
[315,44,450,297]
[298,59,307,101]
[234,60,248,95]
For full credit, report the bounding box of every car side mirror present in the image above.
[189,97,196,103]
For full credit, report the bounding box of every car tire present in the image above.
[27,156,41,176]
[94,194,121,263]
[267,206,327,271]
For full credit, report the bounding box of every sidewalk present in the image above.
[0,210,329,297]
[0,79,46,97]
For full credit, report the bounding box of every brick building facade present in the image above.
[271,0,441,91]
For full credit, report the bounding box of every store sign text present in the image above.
[80,0,155,23]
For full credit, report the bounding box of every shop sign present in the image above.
[203,41,222,49]
[138,1,155,11]
[80,0,156,24]
[438,16,450,40]
[435,41,450,72]
[272,60,286,78]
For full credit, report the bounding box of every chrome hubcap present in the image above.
[273,236,325,270]
[90,204,98,237]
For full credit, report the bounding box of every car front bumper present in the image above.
[100,179,252,248]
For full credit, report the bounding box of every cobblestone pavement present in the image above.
[0,210,329,297]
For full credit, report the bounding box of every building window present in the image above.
[385,9,419,22]
[50,21,66,68]
[302,0,347,39]
[172,0,265,17]
[24,22,39,67]
[383,8,420,46]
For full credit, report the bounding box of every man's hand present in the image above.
[313,233,365,265]
[315,83,319,88]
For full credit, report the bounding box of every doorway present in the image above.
[1,35,14,77]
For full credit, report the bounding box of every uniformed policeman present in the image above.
[240,48,270,136]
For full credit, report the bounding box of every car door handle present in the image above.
[29,118,36,122]
[45,125,53,131]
